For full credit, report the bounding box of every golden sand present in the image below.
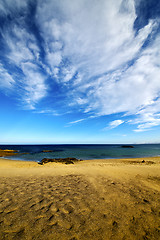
[0,157,160,240]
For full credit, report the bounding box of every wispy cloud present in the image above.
[0,63,15,89]
[0,0,160,131]
[132,102,160,132]
[104,119,124,130]
[20,62,47,109]
[0,15,47,109]
[36,109,62,116]
[67,118,85,126]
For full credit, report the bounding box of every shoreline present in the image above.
[0,156,160,178]
[1,155,160,162]
[1,154,160,162]
[0,156,160,239]
[1,144,160,163]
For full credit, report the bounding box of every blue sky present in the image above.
[0,0,160,144]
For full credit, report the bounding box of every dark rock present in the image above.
[38,157,81,165]
[121,145,134,148]
[42,150,53,153]
[142,160,145,163]
[146,161,155,164]
[112,221,118,227]
[111,181,115,185]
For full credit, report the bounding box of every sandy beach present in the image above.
[0,157,160,240]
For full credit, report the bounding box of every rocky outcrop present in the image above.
[38,157,82,165]
[0,149,18,157]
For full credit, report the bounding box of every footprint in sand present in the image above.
[49,204,59,213]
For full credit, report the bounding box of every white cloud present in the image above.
[0,0,28,16]
[107,119,124,129]
[21,62,47,109]
[46,51,62,70]
[4,25,36,65]
[61,66,76,83]
[35,109,62,116]
[68,118,85,125]
[131,100,160,132]
[35,0,160,121]
[1,0,160,131]
[36,0,138,79]
[0,63,15,89]
[90,32,160,116]
[1,19,47,109]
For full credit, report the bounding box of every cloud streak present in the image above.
[104,120,124,130]
[0,0,160,131]
[0,63,15,89]
[68,119,85,125]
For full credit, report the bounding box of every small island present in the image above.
[42,150,53,153]
[121,145,134,148]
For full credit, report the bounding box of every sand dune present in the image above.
[0,157,160,239]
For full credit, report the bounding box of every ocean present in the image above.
[0,144,160,162]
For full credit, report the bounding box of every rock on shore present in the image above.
[38,157,81,165]
[0,149,18,157]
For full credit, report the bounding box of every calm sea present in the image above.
[0,144,160,162]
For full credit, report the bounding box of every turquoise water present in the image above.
[1,144,160,162]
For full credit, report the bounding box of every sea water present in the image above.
[0,144,160,162]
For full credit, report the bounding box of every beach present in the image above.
[0,157,160,240]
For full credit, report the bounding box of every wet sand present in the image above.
[0,157,160,240]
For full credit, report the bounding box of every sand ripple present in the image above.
[0,163,160,239]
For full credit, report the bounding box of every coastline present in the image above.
[1,144,160,162]
[0,157,160,239]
